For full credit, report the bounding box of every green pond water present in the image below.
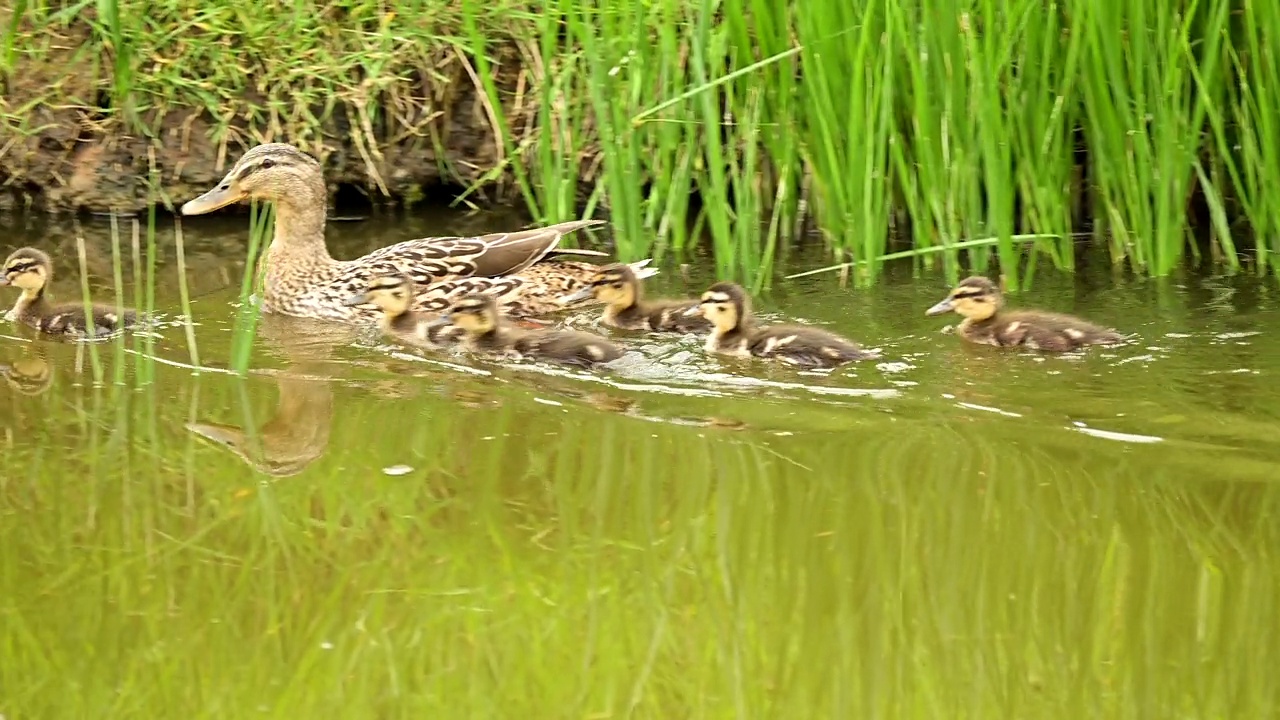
[1,208,1278,718]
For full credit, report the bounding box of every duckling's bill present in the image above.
[342,292,370,307]
[681,302,706,317]
[925,297,954,316]
[558,286,596,305]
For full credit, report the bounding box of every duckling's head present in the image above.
[689,282,750,332]
[0,247,53,293]
[444,293,502,334]
[343,274,415,317]
[559,264,640,307]
[925,276,1002,321]
[181,143,325,215]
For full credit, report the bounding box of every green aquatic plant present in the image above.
[6,0,1280,284]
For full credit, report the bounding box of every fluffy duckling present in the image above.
[686,282,874,368]
[1,247,138,337]
[925,276,1125,351]
[437,293,624,368]
[342,274,463,347]
[558,263,710,333]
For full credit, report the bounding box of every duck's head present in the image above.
[0,247,53,293]
[685,281,749,332]
[926,276,1002,321]
[559,264,640,307]
[440,293,501,335]
[181,143,324,215]
[342,274,415,317]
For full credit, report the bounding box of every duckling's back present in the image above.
[978,310,1124,351]
[518,329,623,367]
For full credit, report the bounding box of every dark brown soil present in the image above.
[0,27,553,215]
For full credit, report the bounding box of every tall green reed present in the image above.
[229,201,273,375]
[14,0,1280,285]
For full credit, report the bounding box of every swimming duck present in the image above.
[0,247,138,337]
[436,293,624,368]
[342,273,464,348]
[558,263,710,333]
[686,282,874,368]
[179,143,655,324]
[925,276,1125,352]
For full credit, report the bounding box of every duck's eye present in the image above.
[260,159,275,170]
[612,282,624,289]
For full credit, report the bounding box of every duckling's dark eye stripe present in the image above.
[952,290,986,299]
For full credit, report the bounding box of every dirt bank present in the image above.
[0,17,557,215]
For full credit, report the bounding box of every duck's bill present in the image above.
[558,287,595,305]
[0,277,9,287]
[925,298,955,316]
[342,293,370,307]
[424,315,453,329]
[682,303,705,317]
[185,421,243,448]
[181,181,244,216]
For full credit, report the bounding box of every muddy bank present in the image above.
[0,19,567,215]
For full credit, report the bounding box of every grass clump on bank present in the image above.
[2,0,1279,287]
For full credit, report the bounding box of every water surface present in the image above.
[2,208,1277,718]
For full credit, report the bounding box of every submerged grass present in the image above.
[2,0,1280,284]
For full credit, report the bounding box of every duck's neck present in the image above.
[263,184,336,272]
[10,287,49,322]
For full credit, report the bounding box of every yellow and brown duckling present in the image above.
[686,282,875,368]
[1,247,138,337]
[925,276,1125,352]
[435,293,624,368]
[342,274,464,348]
[558,263,711,333]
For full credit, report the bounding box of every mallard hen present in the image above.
[179,143,656,323]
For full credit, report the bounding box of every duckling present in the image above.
[558,263,710,333]
[436,293,624,368]
[342,274,464,348]
[0,247,138,337]
[685,282,874,368]
[925,276,1125,352]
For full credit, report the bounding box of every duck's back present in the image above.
[969,310,1124,351]
[517,329,623,366]
[748,324,872,368]
[612,298,706,332]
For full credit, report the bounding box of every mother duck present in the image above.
[180,143,652,323]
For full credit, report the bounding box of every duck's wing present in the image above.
[359,219,606,280]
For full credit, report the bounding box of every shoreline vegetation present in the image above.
[1,0,1278,286]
